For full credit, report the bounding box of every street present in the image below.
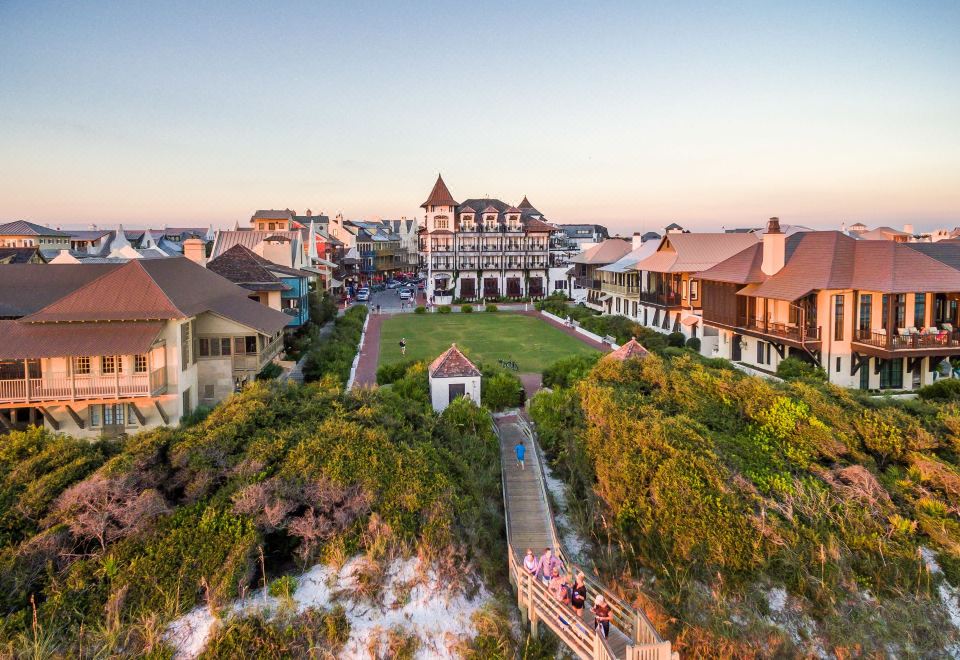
[352,287,426,314]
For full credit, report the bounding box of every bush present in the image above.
[685,337,701,352]
[256,362,284,381]
[438,305,452,314]
[918,378,960,402]
[482,370,525,411]
[414,305,426,314]
[461,304,474,313]
[543,354,602,389]
[667,332,686,347]
[376,360,418,385]
[268,574,298,599]
[485,304,498,313]
[776,356,827,382]
[303,306,367,384]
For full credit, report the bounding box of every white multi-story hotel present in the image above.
[419,175,556,301]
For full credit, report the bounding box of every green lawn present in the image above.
[378,313,598,373]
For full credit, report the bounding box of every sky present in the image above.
[1,1,959,235]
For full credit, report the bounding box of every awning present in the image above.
[598,293,611,301]
[681,316,700,326]
[0,320,165,360]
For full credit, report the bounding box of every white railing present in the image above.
[346,313,370,391]
[0,370,166,405]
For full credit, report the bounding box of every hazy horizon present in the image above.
[2,1,958,235]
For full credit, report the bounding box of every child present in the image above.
[515,439,526,470]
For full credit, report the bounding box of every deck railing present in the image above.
[854,328,960,350]
[0,369,166,405]
[639,291,681,307]
[500,414,674,660]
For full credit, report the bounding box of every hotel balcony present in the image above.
[743,317,821,347]
[852,328,960,357]
[603,283,640,297]
[0,371,167,405]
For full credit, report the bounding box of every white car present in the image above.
[398,289,412,301]
[356,289,370,302]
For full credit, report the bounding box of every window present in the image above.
[682,280,688,299]
[756,340,765,365]
[221,338,232,355]
[690,280,699,301]
[74,356,91,375]
[198,337,210,357]
[268,222,276,230]
[435,217,449,230]
[834,294,844,341]
[89,405,100,427]
[858,294,872,333]
[134,354,147,373]
[180,322,192,371]
[914,293,926,328]
[182,387,192,416]
[836,356,842,373]
[89,403,127,428]
[101,355,119,374]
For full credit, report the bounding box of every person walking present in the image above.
[537,547,561,584]
[591,594,612,638]
[399,337,407,355]
[514,439,526,470]
[523,548,538,575]
[549,566,569,603]
[570,572,587,617]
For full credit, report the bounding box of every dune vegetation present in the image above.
[530,348,960,656]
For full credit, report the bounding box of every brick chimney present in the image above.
[183,237,207,267]
[761,217,786,276]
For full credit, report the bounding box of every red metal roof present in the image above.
[605,338,649,361]
[0,320,164,359]
[429,343,481,378]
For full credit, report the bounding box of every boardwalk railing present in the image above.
[500,414,675,660]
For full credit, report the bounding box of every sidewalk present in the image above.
[353,313,387,388]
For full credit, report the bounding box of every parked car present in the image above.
[356,288,370,302]
[399,289,412,301]
[386,280,399,289]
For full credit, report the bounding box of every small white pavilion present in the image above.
[428,343,481,412]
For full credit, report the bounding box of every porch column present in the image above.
[886,295,895,349]
[23,359,30,403]
[69,357,75,399]
[115,358,120,399]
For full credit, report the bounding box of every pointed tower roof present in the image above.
[429,343,481,378]
[605,337,650,362]
[518,196,534,209]
[421,174,458,208]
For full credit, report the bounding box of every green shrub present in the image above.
[776,356,827,382]
[202,606,349,658]
[543,354,602,389]
[414,305,426,314]
[268,574,297,599]
[256,361,284,381]
[667,331,686,347]
[482,371,525,411]
[918,378,960,402]
[180,405,213,427]
[303,306,367,384]
[376,359,418,385]
[685,337,701,352]
[461,304,473,313]
[485,304,498,313]
[438,305,452,314]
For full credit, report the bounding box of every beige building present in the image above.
[0,258,289,438]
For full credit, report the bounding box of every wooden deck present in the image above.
[496,414,675,660]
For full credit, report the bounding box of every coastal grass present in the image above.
[377,313,598,373]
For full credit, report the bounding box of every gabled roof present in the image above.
[429,343,481,378]
[0,264,117,318]
[421,175,459,208]
[739,232,960,301]
[207,245,293,292]
[252,209,295,220]
[598,240,660,273]
[635,233,759,273]
[695,242,765,284]
[0,247,45,264]
[605,338,649,362]
[0,220,70,237]
[571,239,633,265]
[19,258,289,334]
[211,230,302,263]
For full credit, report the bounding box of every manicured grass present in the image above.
[378,313,599,373]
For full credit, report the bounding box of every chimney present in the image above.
[305,209,312,217]
[903,223,914,235]
[183,237,207,267]
[632,232,643,250]
[761,217,786,276]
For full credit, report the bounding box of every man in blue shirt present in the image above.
[515,439,526,470]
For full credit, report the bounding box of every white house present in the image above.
[428,344,481,412]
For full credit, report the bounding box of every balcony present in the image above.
[639,290,682,307]
[744,317,821,344]
[576,277,602,290]
[603,283,640,297]
[0,370,167,405]
[853,328,960,355]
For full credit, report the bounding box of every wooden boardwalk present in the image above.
[496,414,674,660]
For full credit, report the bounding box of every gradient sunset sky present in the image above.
[1,1,958,234]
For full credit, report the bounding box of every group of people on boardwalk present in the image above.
[522,547,612,638]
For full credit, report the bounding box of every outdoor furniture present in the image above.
[943,323,954,332]
[907,326,919,335]
[926,326,939,334]
[897,327,909,336]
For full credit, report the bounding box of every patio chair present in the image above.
[907,326,919,335]
[943,323,954,332]
[897,327,909,336]
[926,326,939,335]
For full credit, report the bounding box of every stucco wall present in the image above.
[429,375,481,412]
